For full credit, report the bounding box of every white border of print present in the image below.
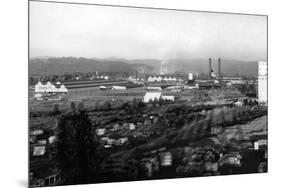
[0,0,280,188]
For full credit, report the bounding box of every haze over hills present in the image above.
[29,57,258,77]
[29,57,161,75]
[163,59,258,77]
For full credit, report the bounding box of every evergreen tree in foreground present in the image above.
[53,109,100,185]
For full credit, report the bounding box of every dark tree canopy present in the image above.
[52,103,60,115]
[70,102,76,111]
[53,110,100,185]
[77,102,85,112]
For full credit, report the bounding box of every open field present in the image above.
[68,86,146,101]
[29,86,245,114]
[30,86,184,103]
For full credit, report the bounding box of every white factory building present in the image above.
[143,92,175,103]
[90,75,109,80]
[163,77,177,82]
[34,81,68,93]
[143,92,162,103]
[147,76,162,82]
[258,61,267,105]
[147,76,177,82]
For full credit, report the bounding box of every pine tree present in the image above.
[77,102,85,112]
[53,110,100,185]
[53,103,60,115]
[70,102,76,111]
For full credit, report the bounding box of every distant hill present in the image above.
[29,57,159,75]
[29,57,258,77]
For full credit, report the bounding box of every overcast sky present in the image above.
[29,1,267,61]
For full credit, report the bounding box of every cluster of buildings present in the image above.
[29,129,61,187]
[30,168,61,187]
[140,149,172,177]
[95,112,164,149]
[147,76,177,82]
[140,140,267,178]
[100,137,129,148]
[133,130,156,139]
[200,59,267,105]
[128,76,144,83]
[30,129,56,157]
[144,59,267,106]
[90,75,109,80]
[258,61,267,105]
[34,81,68,93]
[95,122,137,148]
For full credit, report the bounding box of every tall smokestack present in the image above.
[209,58,212,79]
[218,58,222,87]
[218,58,221,79]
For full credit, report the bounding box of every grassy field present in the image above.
[29,86,244,113]
[68,86,146,101]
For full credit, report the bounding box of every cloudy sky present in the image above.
[29,1,267,61]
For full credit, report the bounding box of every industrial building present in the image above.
[143,92,175,103]
[258,61,267,105]
[162,95,175,101]
[34,81,68,93]
[143,92,162,103]
[147,76,177,82]
[163,77,177,82]
[91,75,109,80]
[147,76,162,82]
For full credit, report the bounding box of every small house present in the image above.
[128,123,136,130]
[30,169,61,187]
[96,128,106,136]
[159,152,172,166]
[33,146,46,156]
[48,136,56,144]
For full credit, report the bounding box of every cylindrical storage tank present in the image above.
[188,72,194,80]
[209,58,212,78]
